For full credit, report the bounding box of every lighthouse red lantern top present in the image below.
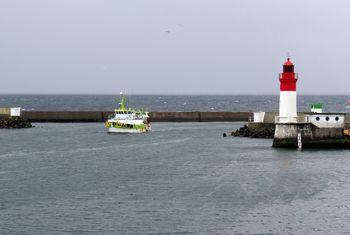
[279,57,298,91]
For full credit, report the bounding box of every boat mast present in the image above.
[119,92,126,110]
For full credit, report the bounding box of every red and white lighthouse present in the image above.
[278,57,298,123]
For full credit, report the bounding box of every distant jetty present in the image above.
[0,108,252,122]
[15,111,252,122]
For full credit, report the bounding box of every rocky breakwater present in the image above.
[0,117,33,129]
[223,123,275,138]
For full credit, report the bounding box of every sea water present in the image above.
[0,94,349,112]
[1,122,350,234]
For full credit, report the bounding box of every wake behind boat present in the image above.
[105,93,151,133]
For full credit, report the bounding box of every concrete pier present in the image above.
[18,111,252,122]
[273,122,350,148]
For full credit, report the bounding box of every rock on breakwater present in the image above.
[0,117,33,129]
[224,124,275,138]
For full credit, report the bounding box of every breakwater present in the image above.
[0,117,32,129]
[224,123,275,138]
[19,111,252,122]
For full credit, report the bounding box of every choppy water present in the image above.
[1,94,350,112]
[1,122,350,234]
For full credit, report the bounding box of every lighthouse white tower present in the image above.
[278,57,298,123]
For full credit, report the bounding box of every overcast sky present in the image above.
[1,0,350,95]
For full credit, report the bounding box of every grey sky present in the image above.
[1,0,350,94]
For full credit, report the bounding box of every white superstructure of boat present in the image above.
[105,93,151,133]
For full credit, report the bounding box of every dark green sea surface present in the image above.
[1,122,350,234]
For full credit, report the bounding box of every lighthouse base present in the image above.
[273,123,350,148]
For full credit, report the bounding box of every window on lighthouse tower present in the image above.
[283,65,294,73]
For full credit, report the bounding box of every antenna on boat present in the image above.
[128,91,131,110]
[119,91,126,110]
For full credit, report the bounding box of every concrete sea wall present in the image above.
[150,112,252,122]
[0,108,11,116]
[21,111,253,122]
[22,111,114,122]
[273,123,350,148]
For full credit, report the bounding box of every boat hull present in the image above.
[107,126,149,134]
